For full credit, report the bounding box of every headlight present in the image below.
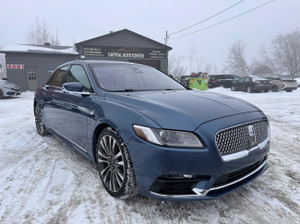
[133,125,204,148]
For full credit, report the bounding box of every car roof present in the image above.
[61,60,148,67]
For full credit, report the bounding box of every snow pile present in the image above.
[2,44,78,55]
[0,89,299,223]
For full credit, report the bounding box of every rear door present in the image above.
[42,65,69,131]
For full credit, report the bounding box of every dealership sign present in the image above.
[7,64,24,69]
[83,46,166,59]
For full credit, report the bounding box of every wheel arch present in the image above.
[92,120,123,164]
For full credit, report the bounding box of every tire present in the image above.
[231,86,236,91]
[286,90,292,92]
[34,104,48,136]
[272,86,278,92]
[247,86,252,93]
[96,127,137,199]
[0,90,3,99]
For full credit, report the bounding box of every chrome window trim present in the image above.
[45,63,97,96]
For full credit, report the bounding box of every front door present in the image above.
[26,67,38,91]
[56,64,94,151]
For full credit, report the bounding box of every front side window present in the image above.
[48,66,69,87]
[65,65,92,92]
[91,65,186,91]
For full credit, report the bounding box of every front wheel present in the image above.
[272,86,278,92]
[96,127,137,199]
[231,86,236,91]
[0,90,3,99]
[34,104,48,136]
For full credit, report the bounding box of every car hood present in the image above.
[107,90,260,131]
[0,81,20,89]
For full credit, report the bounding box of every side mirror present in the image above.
[63,82,84,92]
[62,82,90,96]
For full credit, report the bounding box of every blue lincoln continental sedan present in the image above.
[34,60,270,200]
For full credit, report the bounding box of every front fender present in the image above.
[87,97,162,162]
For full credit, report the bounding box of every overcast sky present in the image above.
[0,0,299,73]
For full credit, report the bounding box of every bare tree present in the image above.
[225,39,252,76]
[261,30,300,77]
[260,46,280,75]
[168,55,187,77]
[26,16,60,46]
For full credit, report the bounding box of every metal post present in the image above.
[164,30,168,46]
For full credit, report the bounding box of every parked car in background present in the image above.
[179,75,190,88]
[34,60,270,200]
[231,77,271,93]
[0,78,21,98]
[265,77,298,92]
[208,74,240,88]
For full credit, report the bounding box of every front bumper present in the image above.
[149,156,268,199]
[282,87,297,91]
[127,111,270,200]
[2,88,21,97]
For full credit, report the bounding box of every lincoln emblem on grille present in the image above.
[248,125,257,147]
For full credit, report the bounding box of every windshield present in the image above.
[91,64,186,91]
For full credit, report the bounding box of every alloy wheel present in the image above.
[35,105,45,135]
[97,135,125,193]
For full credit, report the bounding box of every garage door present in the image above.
[129,60,160,70]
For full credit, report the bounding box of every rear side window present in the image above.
[65,65,92,92]
[48,66,69,87]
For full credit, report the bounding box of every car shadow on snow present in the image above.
[45,134,262,223]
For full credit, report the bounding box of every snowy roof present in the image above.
[75,29,172,51]
[1,44,78,55]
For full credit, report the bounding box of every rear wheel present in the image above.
[34,104,48,136]
[286,90,292,92]
[96,127,137,199]
[247,86,252,93]
[231,86,236,91]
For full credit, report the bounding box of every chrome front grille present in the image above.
[216,121,268,156]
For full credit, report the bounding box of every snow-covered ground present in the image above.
[0,88,299,224]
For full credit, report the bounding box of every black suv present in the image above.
[208,74,240,88]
